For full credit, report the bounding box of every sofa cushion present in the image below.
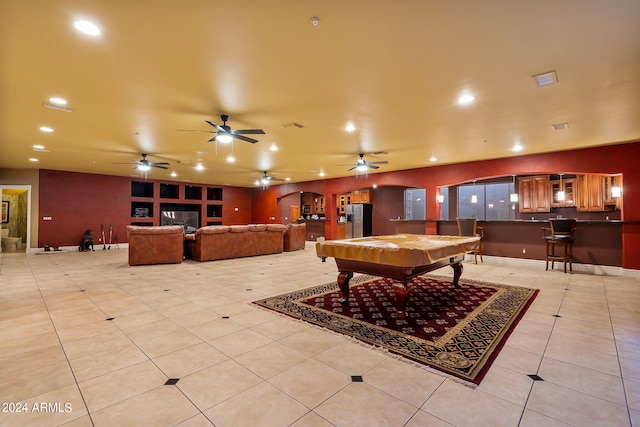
[267,224,287,232]
[199,225,231,235]
[229,225,250,233]
[248,224,268,232]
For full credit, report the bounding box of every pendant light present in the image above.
[557,173,566,201]
[471,180,478,204]
[510,175,518,202]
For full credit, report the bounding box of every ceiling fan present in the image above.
[179,114,265,144]
[113,153,170,171]
[343,153,389,171]
[256,171,285,185]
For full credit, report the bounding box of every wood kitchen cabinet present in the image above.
[338,189,371,214]
[351,189,371,204]
[518,176,551,213]
[576,174,612,212]
[551,177,576,207]
[301,192,325,215]
[338,193,351,214]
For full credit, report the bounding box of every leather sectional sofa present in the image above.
[126,225,185,266]
[184,224,287,262]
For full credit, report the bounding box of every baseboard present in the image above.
[480,255,638,277]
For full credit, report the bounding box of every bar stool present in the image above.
[456,218,484,264]
[543,218,576,273]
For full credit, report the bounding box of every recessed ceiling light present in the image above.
[319,171,325,177]
[285,177,291,181]
[429,156,438,162]
[552,123,569,131]
[49,97,67,105]
[513,144,523,152]
[226,155,235,163]
[195,164,204,171]
[74,20,101,36]
[40,126,54,133]
[29,158,39,162]
[269,143,278,151]
[33,145,45,150]
[170,172,177,177]
[345,122,356,132]
[457,94,475,105]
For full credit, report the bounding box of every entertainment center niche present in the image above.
[130,180,224,227]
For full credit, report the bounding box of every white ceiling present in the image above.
[1,1,639,187]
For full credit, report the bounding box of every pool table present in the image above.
[316,234,481,316]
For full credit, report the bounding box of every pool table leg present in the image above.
[391,281,416,318]
[451,260,463,289]
[337,271,354,304]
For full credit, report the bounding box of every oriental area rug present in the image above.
[253,275,538,385]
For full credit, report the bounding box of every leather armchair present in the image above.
[284,223,306,251]
[126,225,184,266]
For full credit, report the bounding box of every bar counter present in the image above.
[390,219,626,267]
[296,218,326,241]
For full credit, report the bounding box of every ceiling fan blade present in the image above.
[231,129,265,135]
[205,120,226,132]
[150,162,170,165]
[232,134,259,144]
[368,165,380,169]
[151,165,169,169]
[347,166,357,171]
[177,129,215,134]
[367,161,389,165]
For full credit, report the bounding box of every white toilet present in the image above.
[1,228,20,251]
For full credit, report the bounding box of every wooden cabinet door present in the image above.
[518,176,550,212]
[359,189,370,203]
[351,191,361,204]
[576,175,590,211]
[339,194,349,214]
[589,175,606,211]
[576,174,606,211]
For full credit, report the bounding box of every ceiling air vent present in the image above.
[533,71,558,87]
[553,123,569,131]
[42,102,74,113]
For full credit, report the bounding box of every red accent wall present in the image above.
[251,141,640,270]
[38,170,253,247]
[36,141,640,270]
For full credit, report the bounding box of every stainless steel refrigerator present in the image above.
[345,204,373,238]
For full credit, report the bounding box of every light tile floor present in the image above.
[0,244,638,426]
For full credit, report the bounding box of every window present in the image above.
[404,188,426,220]
[458,185,485,219]
[456,182,516,220]
[438,187,449,220]
[485,183,514,220]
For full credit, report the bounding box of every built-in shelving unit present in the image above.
[130,180,224,226]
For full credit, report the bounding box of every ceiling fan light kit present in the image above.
[215,133,233,143]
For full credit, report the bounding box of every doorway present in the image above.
[0,185,32,252]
